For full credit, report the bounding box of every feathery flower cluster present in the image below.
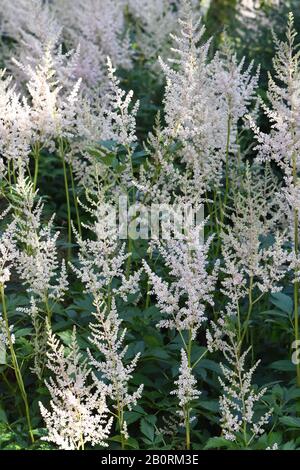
[208,36,260,150]
[12,176,68,309]
[17,45,81,146]
[51,0,132,93]
[70,58,138,192]
[0,314,15,348]
[88,297,143,438]
[0,70,32,170]
[0,210,17,288]
[144,224,218,339]
[221,164,287,314]
[70,194,137,299]
[40,327,113,450]
[249,13,300,280]
[207,319,273,444]
[171,349,201,424]
[1,0,62,80]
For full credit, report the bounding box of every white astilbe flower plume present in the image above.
[14,44,81,149]
[144,223,219,339]
[70,191,140,301]
[221,163,287,315]
[1,0,61,75]
[88,297,143,421]
[0,209,17,288]
[171,349,201,424]
[248,13,300,278]
[12,175,68,310]
[105,57,139,148]
[51,0,132,94]
[128,0,180,72]
[40,327,113,450]
[208,34,260,154]
[0,314,15,348]
[0,70,32,170]
[207,319,273,444]
[68,59,138,193]
[160,1,228,189]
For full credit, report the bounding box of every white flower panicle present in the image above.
[12,175,68,306]
[159,2,229,189]
[207,320,273,443]
[71,191,140,301]
[70,196,127,297]
[15,45,81,146]
[144,225,219,339]
[1,0,62,79]
[69,59,138,192]
[51,0,132,93]
[128,0,181,72]
[0,70,32,169]
[0,210,17,288]
[248,13,300,276]
[249,13,300,177]
[40,327,113,450]
[88,297,143,414]
[221,164,287,314]
[0,313,15,348]
[171,349,201,423]
[209,34,260,148]
[105,58,139,148]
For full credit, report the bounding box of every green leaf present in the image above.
[269,360,295,372]
[279,416,300,428]
[0,406,8,423]
[140,418,155,442]
[199,400,219,412]
[14,328,32,338]
[270,293,293,315]
[204,437,234,450]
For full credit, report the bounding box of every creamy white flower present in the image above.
[40,327,113,450]
[171,349,201,423]
[207,320,273,444]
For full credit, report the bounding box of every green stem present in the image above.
[117,401,125,450]
[126,237,133,280]
[185,405,191,451]
[59,139,72,261]
[44,296,52,325]
[1,285,34,443]
[69,163,82,238]
[33,143,40,192]
[240,276,253,347]
[224,114,232,211]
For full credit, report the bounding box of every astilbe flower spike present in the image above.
[144,223,219,340]
[221,163,287,325]
[0,70,32,171]
[88,296,143,441]
[40,327,113,450]
[207,319,273,446]
[159,1,227,190]
[12,175,68,320]
[171,349,201,426]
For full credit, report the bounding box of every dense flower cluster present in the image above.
[40,327,113,450]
